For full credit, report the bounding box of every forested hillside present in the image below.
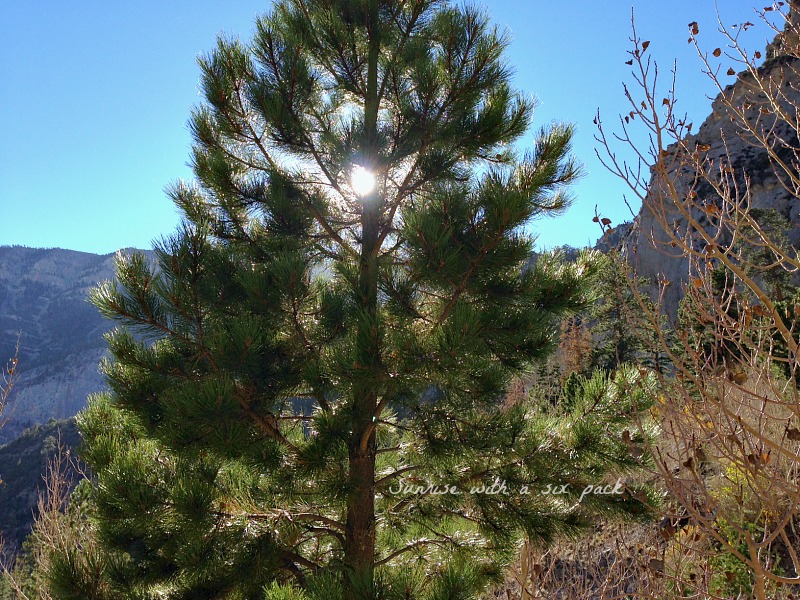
[0,419,79,555]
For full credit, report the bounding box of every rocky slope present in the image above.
[0,246,139,445]
[613,35,800,315]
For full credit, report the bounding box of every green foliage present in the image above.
[678,209,799,375]
[54,0,658,597]
[587,253,667,374]
[706,517,786,599]
[738,209,796,304]
[264,582,311,600]
[0,419,81,555]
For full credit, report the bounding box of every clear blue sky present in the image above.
[0,2,779,254]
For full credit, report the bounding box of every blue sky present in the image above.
[0,2,779,254]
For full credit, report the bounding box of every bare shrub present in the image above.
[0,438,95,600]
[594,3,800,598]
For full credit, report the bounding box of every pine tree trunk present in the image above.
[346,194,380,585]
[345,2,381,585]
[345,202,380,586]
[345,426,377,583]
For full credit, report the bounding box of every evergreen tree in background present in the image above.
[52,1,657,597]
[738,208,796,304]
[588,254,666,374]
[677,209,799,382]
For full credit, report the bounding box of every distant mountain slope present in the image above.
[0,418,81,554]
[0,246,145,445]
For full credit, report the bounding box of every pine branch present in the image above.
[294,0,367,94]
[375,538,446,566]
[434,224,509,326]
[375,465,419,488]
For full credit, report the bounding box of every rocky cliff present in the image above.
[613,28,800,316]
[0,247,136,445]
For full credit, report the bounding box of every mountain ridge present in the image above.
[0,246,150,445]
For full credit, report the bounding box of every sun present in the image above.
[350,165,376,197]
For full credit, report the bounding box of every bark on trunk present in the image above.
[344,0,381,591]
[345,426,377,583]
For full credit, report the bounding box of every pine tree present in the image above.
[588,253,666,374]
[53,1,657,597]
[738,208,796,304]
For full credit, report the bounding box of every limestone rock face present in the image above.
[0,247,145,445]
[615,50,800,316]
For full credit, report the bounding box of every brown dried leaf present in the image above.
[689,21,699,35]
[649,558,665,573]
[713,48,721,57]
[755,51,762,59]
[642,40,650,51]
[727,67,737,76]
[625,59,633,66]
[658,519,676,541]
[747,452,771,465]
[730,370,747,385]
